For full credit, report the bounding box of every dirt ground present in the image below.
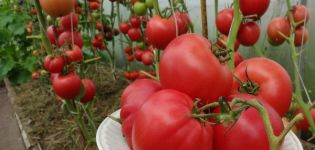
[11,65,128,150]
[0,85,25,150]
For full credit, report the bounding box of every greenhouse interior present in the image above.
[1,0,315,149]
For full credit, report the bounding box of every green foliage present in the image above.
[0,2,36,85]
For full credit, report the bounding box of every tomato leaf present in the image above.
[8,69,31,85]
[0,59,15,80]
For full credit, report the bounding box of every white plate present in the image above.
[96,110,303,150]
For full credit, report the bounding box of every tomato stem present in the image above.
[153,0,162,16]
[253,44,264,57]
[139,70,158,80]
[278,113,303,141]
[33,0,53,54]
[214,0,218,36]
[285,0,315,135]
[154,49,160,80]
[226,0,242,70]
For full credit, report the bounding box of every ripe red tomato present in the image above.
[58,31,83,48]
[239,0,270,19]
[44,56,65,73]
[292,5,309,27]
[232,57,293,117]
[65,45,83,64]
[132,89,213,150]
[141,51,154,66]
[32,72,39,80]
[216,34,240,51]
[52,73,81,100]
[127,55,134,62]
[80,79,96,103]
[96,22,103,31]
[234,51,243,67]
[159,34,233,104]
[119,22,131,34]
[145,16,176,49]
[171,11,191,35]
[47,25,63,45]
[214,94,284,150]
[267,17,290,45]
[89,1,100,10]
[127,28,142,41]
[216,8,234,35]
[39,0,74,17]
[61,13,79,31]
[134,49,144,61]
[295,108,315,131]
[130,17,141,28]
[237,22,260,46]
[120,79,161,149]
[294,26,309,47]
[124,46,133,55]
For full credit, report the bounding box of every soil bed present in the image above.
[11,64,128,150]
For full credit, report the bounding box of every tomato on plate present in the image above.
[214,94,284,150]
[232,57,292,117]
[132,89,213,150]
[159,33,232,104]
[120,79,161,149]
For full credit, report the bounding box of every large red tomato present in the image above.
[132,89,213,150]
[214,94,284,150]
[232,57,293,116]
[267,17,291,45]
[216,8,234,35]
[40,0,74,17]
[52,73,81,100]
[80,79,96,103]
[237,22,260,46]
[128,28,142,41]
[239,0,270,18]
[43,55,65,73]
[145,16,176,49]
[159,33,233,104]
[58,31,83,48]
[47,25,63,45]
[120,79,161,149]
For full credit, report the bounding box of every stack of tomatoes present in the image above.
[119,33,293,150]
[40,0,96,103]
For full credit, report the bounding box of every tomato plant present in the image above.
[39,0,74,17]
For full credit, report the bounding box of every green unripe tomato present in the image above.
[136,41,145,50]
[145,0,154,9]
[134,2,147,16]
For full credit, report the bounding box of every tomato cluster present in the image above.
[267,4,309,46]
[120,33,293,150]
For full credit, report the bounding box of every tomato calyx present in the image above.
[234,67,260,95]
[212,44,232,63]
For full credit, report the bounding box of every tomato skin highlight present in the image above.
[216,8,234,35]
[145,16,176,49]
[214,94,284,150]
[159,33,233,104]
[132,89,213,150]
[120,79,161,149]
[232,57,293,117]
[52,73,82,100]
[237,22,260,46]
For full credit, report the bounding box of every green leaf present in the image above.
[8,69,31,85]
[98,51,110,63]
[0,15,13,28]
[0,59,15,80]
[21,56,36,71]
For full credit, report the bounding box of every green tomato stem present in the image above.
[285,0,315,135]
[214,0,218,36]
[153,0,162,16]
[33,0,52,54]
[253,44,265,57]
[154,49,160,80]
[80,103,97,136]
[226,0,242,70]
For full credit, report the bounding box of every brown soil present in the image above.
[12,64,128,150]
